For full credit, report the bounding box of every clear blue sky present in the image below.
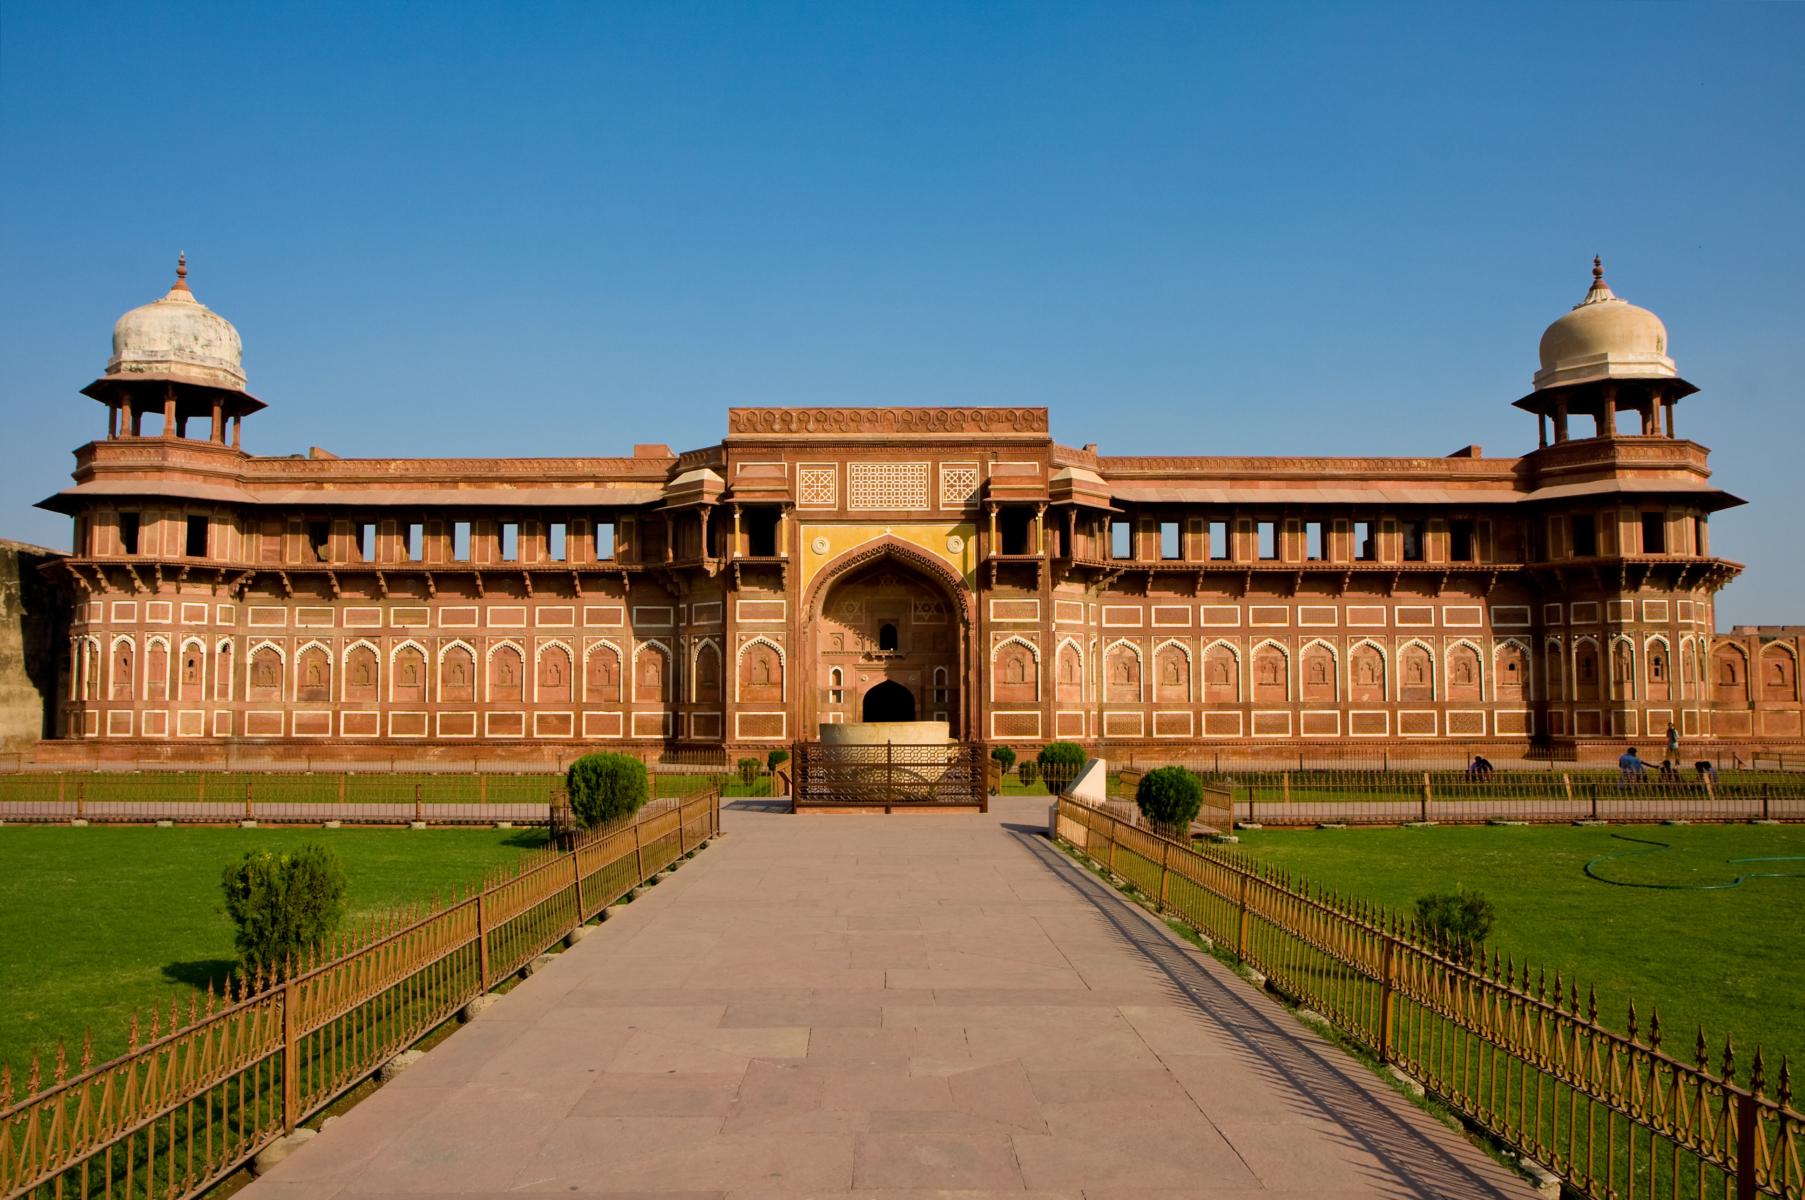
[2,3,1800,624]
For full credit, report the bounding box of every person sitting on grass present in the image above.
[1618,746,1647,784]
[1466,754,1494,782]
[1694,759,1718,784]
[1658,759,1681,783]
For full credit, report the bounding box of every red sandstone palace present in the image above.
[33,256,1805,761]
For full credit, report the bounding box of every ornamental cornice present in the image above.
[1098,455,1523,480]
[727,407,1049,436]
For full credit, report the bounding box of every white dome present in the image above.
[1533,259,1675,392]
[105,254,247,392]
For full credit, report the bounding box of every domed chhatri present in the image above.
[1533,257,1677,392]
[104,252,247,393]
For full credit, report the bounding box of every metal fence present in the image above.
[0,767,760,826]
[790,740,990,812]
[0,789,721,1200]
[1054,795,1802,1200]
[1104,767,1805,826]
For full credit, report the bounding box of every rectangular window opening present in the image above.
[1111,520,1133,560]
[1402,520,1425,562]
[453,520,472,562]
[1450,519,1475,563]
[1353,520,1375,562]
[1570,514,1597,558]
[1693,514,1707,554]
[358,522,377,562]
[594,519,615,561]
[184,514,208,558]
[1000,509,1033,556]
[406,522,423,561]
[746,510,778,557]
[500,521,519,562]
[307,520,330,562]
[548,521,568,562]
[1257,520,1277,561]
[1160,521,1181,560]
[1640,512,1667,554]
[1209,520,1228,561]
[1306,521,1325,561]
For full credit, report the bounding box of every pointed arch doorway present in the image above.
[802,538,974,738]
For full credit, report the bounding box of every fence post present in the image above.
[571,850,585,922]
[886,740,894,814]
[1157,838,1171,912]
[281,976,300,1134]
[57,773,65,805]
[1420,773,1431,823]
[338,773,346,805]
[1378,937,1397,1064]
[415,782,424,824]
[75,780,84,820]
[475,892,491,992]
[1282,771,1291,805]
[633,817,645,882]
[1107,816,1120,876]
[678,799,689,856]
[1760,782,1769,822]
[1562,772,1573,807]
[1235,871,1251,963]
[245,778,253,820]
[480,773,488,805]
[197,773,206,804]
[1590,781,1599,822]
[1736,1088,1758,1200]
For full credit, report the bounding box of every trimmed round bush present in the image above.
[990,746,1017,776]
[1135,766,1204,836]
[566,752,650,829]
[1414,891,1495,964]
[766,748,790,774]
[1017,759,1039,788]
[220,843,347,971]
[1036,741,1087,794]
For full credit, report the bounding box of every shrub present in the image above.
[1017,760,1039,788]
[737,757,762,786]
[990,746,1017,776]
[1414,891,1495,963]
[766,748,790,774]
[566,752,650,829]
[1136,766,1203,836]
[220,844,347,971]
[1036,741,1087,794]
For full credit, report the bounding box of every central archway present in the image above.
[861,679,916,722]
[801,536,975,738]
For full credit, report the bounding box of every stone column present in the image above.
[1553,397,1568,443]
[211,397,224,443]
[1600,383,1617,437]
[162,386,177,439]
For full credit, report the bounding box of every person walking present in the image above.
[1665,722,1680,758]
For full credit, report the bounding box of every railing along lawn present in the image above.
[0,790,721,1200]
[1054,795,1802,1200]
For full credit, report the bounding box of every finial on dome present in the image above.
[1577,254,1615,307]
[172,251,190,293]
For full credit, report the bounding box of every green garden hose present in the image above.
[1583,832,1805,891]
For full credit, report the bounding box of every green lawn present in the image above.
[1231,822,1805,1076]
[0,825,547,1068]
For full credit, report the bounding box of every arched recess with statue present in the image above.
[800,536,976,738]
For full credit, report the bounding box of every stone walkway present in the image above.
[245,797,1532,1199]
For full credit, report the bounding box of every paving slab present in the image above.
[245,796,1533,1199]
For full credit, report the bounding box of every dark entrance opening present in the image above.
[862,679,915,722]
